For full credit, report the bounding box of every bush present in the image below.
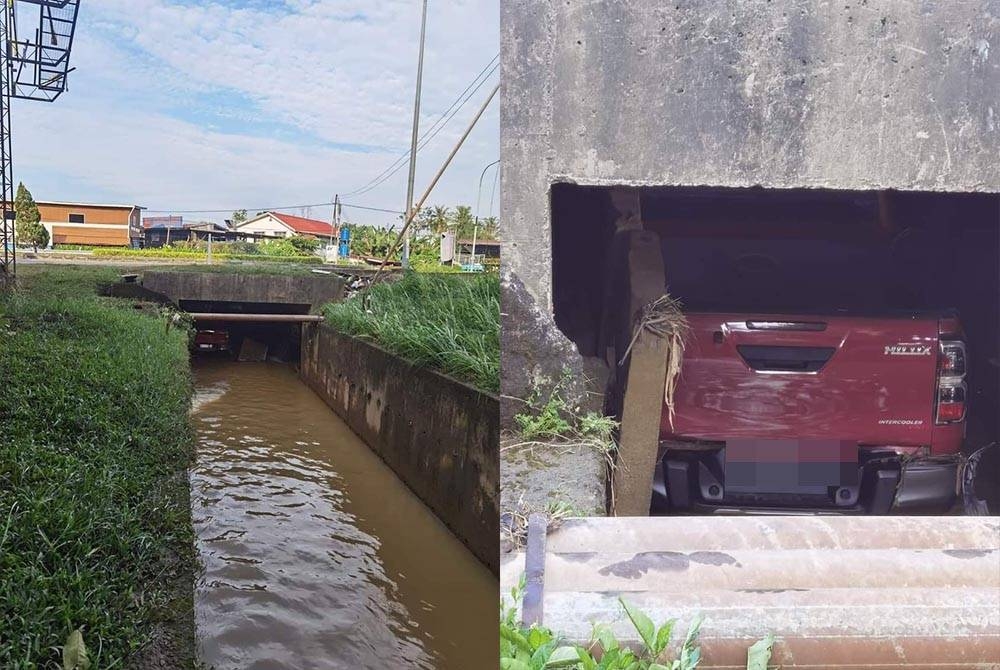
[221,241,260,255]
[323,272,499,392]
[257,239,305,257]
[289,235,322,253]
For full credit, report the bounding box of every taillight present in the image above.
[938,316,962,339]
[936,340,967,424]
[939,341,966,376]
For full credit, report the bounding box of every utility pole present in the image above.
[373,83,499,283]
[402,0,428,269]
[334,193,340,261]
[330,194,341,263]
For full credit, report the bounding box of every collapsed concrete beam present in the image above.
[501,515,1000,668]
[611,230,669,515]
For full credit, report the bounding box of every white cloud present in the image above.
[12,0,499,224]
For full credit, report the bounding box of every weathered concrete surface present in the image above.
[143,270,344,312]
[501,0,1000,306]
[613,328,669,516]
[500,438,606,550]
[611,231,671,515]
[500,269,604,428]
[500,268,609,546]
[300,324,500,575]
[501,516,1000,668]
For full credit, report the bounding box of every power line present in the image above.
[343,53,498,197]
[346,63,498,199]
[341,54,499,198]
[143,202,404,216]
[143,55,502,221]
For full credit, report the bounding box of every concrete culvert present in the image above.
[547,184,1000,516]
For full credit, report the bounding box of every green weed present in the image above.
[500,578,775,670]
[514,371,617,454]
[516,393,572,439]
[322,271,499,392]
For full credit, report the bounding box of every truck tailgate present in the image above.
[663,314,939,446]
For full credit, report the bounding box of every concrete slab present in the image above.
[501,516,1000,669]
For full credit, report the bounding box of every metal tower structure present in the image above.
[0,0,81,279]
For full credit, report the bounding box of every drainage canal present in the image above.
[190,359,494,669]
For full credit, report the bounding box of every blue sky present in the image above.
[12,0,500,225]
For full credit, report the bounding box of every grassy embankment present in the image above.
[323,272,500,393]
[92,247,322,264]
[0,265,196,668]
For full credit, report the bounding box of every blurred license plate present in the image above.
[725,439,858,494]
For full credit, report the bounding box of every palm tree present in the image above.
[478,216,500,241]
[451,205,475,239]
[430,205,451,234]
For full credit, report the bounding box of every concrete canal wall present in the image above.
[300,323,500,575]
[143,270,345,312]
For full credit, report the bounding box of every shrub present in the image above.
[289,235,322,253]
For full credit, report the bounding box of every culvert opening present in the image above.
[550,183,999,515]
[180,299,310,363]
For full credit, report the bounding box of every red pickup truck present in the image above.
[652,312,966,513]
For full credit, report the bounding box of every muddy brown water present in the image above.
[190,360,494,669]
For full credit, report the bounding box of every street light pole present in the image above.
[402,0,428,269]
[471,159,499,269]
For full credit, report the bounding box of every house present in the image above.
[33,201,144,247]
[144,217,233,248]
[457,239,501,260]
[142,215,184,247]
[234,211,334,241]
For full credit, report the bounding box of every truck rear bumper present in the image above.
[893,456,961,512]
[653,447,962,514]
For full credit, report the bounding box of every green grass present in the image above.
[146,262,330,276]
[11,264,121,299]
[323,272,499,393]
[92,247,322,264]
[0,266,196,668]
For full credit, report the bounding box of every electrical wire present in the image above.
[341,54,500,198]
[342,53,498,197]
[143,202,404,215]
[143,55,501,219]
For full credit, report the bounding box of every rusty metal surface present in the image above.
[188,313,324,322]
[522,513,548,626]
[500,516,1000,668]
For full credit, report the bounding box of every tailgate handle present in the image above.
[746,320,827,332]
[737,345,836,372]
